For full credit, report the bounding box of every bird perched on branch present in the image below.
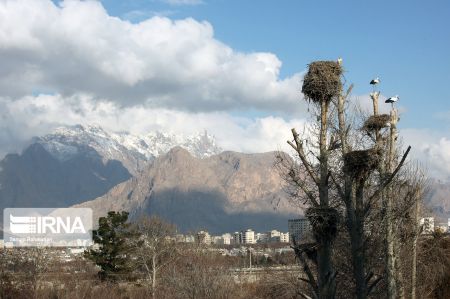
[337,57,343,65]
[370,77,380,85]
[385,95,399,108]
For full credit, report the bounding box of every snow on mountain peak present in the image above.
[34,124,222,163]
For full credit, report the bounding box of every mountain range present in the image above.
[0,125,296,233]
[0,124,447,234]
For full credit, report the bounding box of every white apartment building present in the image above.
[420,217,435,234]
[222,233,232,245]
[197,230,211,244]
[212,233,232,245]
[280,232,290,243]
[241,229,256,244]
[288,218,311,242]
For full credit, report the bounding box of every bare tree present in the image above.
[277,60,343,299]
[163,244,238,299]
[129,216,178,298]
[276,60,419,299]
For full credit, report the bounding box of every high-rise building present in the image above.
[233,232,240,244]
[241,229,255,244]
[288,218,311,242]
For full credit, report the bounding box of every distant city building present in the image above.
[420,217,435,234]
[267,230,281,242]
[212,233,232,245]
[197,231,211,244]
[222,233,232,245]
[241,229,256,244]
[185,235,195,243]
[233,232,240,244]
[280,232,289,243]
[288,218,311,242]
[256,233,268,243]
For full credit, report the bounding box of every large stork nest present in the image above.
[305,207,339,241]
[343,148,382,178]
[302,61,343,103]
[363,114,390,132]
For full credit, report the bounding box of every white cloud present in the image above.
[0,0,303,114]
[1,93,448,181]
[0,94,305,157]
[402,129,450,180]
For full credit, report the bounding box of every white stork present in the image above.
[370,77,380,85]
[385,95,399,108]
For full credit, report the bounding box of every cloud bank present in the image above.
[0,0,303,113]
[0,0,448,179]
[0,94,305,157]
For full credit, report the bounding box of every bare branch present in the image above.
[368,146,411,205]
[291,238,319,297]
[289,128,319,185]
[329,171,345,200]
[367,276,383,296]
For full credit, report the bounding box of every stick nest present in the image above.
[305,207,339,240]
[302,61,343,103]
[343,148,382,178]
[363,114,390,132]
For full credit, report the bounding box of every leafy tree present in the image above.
[85,211,132,281]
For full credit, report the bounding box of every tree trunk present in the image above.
[386,109,398,299]
[411,190,419,299]
[152,254,157,298]
[317,100,335,299]
[354,180,367,299]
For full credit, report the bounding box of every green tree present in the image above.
[84,211,132,281]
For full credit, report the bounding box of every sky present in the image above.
[0,0,449,179]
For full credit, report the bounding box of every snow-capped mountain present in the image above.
[34,124,222,174]
[0,125,223,225]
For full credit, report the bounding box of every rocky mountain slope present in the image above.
[76,147,299,234]
[0,142,131,212]
[0,125,223,220]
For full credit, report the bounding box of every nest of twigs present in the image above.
[302,61,343,103]
[363,114,390,132]
[343,148,382,178]
[305,207,339,240]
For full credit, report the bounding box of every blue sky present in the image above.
[101,0,450,131]
[1,0,450,178]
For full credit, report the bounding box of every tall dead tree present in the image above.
[284,61,343,299]
[277,61,414,299]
